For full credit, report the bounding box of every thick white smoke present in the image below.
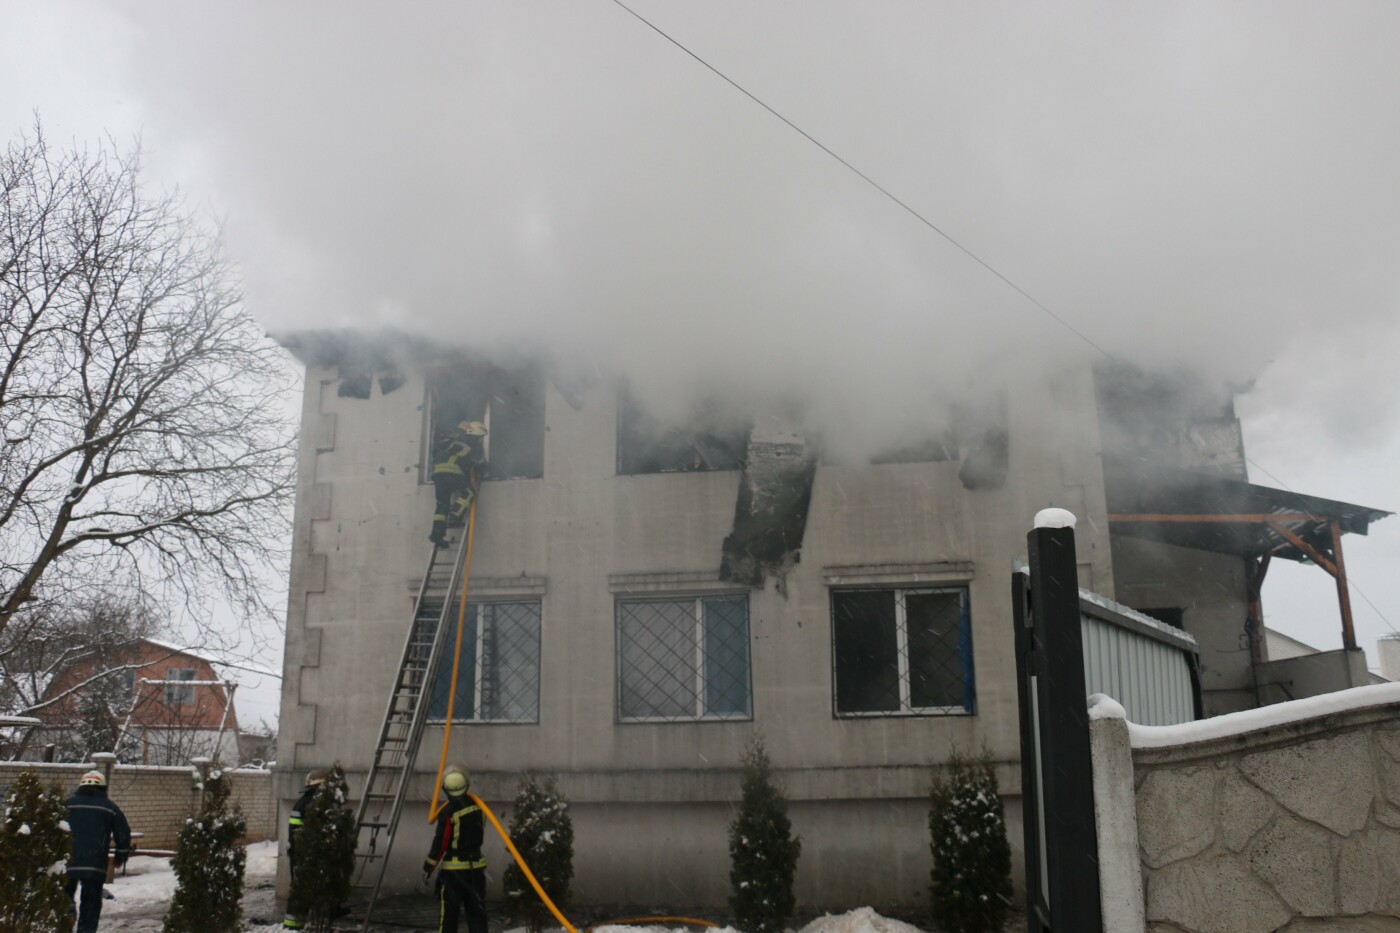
[12,1,1400,462]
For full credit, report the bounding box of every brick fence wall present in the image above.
[0,761,275,849]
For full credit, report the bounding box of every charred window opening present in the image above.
[871,429,959,465]
[831,587,974,716]
[616,391,748,475]
[862,394,1008,490]
[429,364,545,481]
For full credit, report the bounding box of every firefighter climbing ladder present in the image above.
[351,503,478,931]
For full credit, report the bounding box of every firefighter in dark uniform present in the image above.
[430,421,488,548]
[65,769,131,933]
[423,766,487,933]
[283,769,328,930]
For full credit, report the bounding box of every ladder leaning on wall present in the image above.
[350,505,477,931]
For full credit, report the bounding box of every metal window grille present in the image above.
[617,596,752,722]
[428,600,541,723]
[831,587,974,717]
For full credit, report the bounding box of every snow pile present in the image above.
[589,911,926,933]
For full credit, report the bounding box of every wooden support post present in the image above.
[1331,521,1357,651]
[1245,554,1271,666]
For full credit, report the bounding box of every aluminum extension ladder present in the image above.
[351,521,472,931]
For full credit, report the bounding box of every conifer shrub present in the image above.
[285,762,356,933]
[728,735,800,933]
[928,750,1012,933]
[163,767,247,933]
[0,771,71,933]
[503,773,574,933]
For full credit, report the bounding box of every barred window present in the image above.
[428,601,541,723]
[617,596,751,721]
[831,587,974,716]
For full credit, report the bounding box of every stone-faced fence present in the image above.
[0,759,275,850]
[1089,682,1400,932]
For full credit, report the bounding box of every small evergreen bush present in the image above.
[163,768,247,933]
[286,762,356,933]
[0,772,71,933]
[503,773,574,933]
[728,735,800,933]
[928,750,1012,933]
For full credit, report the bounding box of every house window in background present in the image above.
[427,600,542,723]
[164,668,196,706]
[831,587,974,716]
[617,595,751,721]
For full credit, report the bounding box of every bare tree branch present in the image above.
[0,119,296,648]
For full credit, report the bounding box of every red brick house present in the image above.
[28,639,240,765]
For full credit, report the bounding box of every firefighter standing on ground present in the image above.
[283,769,328,930]
[430,421,488,548]
[423,766,487,933]
[65,769,131,933]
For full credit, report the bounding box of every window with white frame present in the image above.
[617,595,751,721]
[831,586,973,716]
[428,600,541,723]
[164,668,196,706]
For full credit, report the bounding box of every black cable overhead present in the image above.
[609,0,1397,637]
[609,0,1114,360]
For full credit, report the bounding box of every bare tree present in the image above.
[0,120,296,648]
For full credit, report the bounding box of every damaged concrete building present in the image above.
[274,332,1389,910]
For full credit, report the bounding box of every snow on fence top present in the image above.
[1091,681,1400,749]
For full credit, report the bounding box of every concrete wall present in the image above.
[277,361,1116,908]
[0,762,275,848]
[1109,536,1254,716]
[1089,684,1400,933]
[1256,648,1373,706]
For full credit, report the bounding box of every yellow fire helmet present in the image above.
[443,766,471,797]
[458,420,488,437]
[305,769,329,788]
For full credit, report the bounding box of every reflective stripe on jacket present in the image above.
[424,796,485,872]
[432,433,484,478]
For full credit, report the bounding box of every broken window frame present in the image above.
[615,389,749,476]
[615,594,753,723]
[421,364,546,484]
[425,599,543,725]
[830,586,975,718]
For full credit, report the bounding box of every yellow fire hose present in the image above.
[423,495,716,933]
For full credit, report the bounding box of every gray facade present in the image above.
[276,354,1265,910]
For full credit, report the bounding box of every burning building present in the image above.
[273,332,1388,910]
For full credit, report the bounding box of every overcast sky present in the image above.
[5,1,1398,723]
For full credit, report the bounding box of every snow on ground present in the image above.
[102,839,282,932]
[101,844,951,932]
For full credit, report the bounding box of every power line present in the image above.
[608,0,1114,359]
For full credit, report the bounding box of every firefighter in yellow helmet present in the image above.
[423,766,486,933]
[430,421,487,548]
[283,769,328,929]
